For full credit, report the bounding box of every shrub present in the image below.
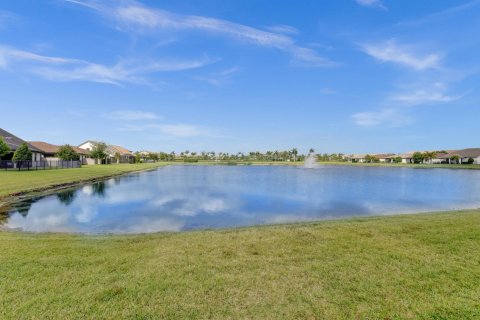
[0,137,11,160]
[56,145,79,161]
[12,142,32,161]
[183,158,199,163]
[467,158,474,164]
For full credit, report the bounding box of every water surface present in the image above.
[2,165,480,233]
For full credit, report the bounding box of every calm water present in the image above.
[1,165,480,233]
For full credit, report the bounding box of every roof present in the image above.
[29,141,90,155]
[78,140,99,148]
[0,128,42,152]
[28,141,59,154]
[107,145,134,156]
[374,153,395,159]
[440,148,480,158]
[72,146,90,155]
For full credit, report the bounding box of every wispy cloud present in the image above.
[398,0,480,27]
[352,82,465,128]
[352,108,412,127]
[118,123,211,137]
[0,45,212,85]
[193,66,240,86]
[103,110,159,120]
[265,24,299,35]
[392,82,463,105]
[360,39,441,70]
[0,10,17,29]
[65,0,335,67]
[355,0,387,10]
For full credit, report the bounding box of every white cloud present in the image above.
[0,45,212,85]
[118,123,210,137]
[65,0,335,67]
[265,24,299,35]
[193,66,240,86]
[352,108,412,127]
[392,82,462,105]
[103,110,159,120]
[361,40,441,70]
[157,124,208,137]
[355,0,387,10]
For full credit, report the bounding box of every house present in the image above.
[375,154,395,163]
[398,153,414,164]
[78,141,134,164]
[107,145,135,163]
[439,148,480,164]
[0,128,43,161]
[347,154,367,163]
[28,141,89,164]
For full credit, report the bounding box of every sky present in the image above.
[0,0,479,154]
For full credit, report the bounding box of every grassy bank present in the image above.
[0,162,169,199]
[1,210,479,319]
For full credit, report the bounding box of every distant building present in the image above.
[0,128,43,161]
[78,140,134,164]
[439,148,480,164]
[28,141,89,164]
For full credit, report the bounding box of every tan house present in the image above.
[78,140,134,164]
[439,148,480,164]
[28,141,89,164]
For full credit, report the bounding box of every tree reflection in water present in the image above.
[56,189,77,206]
[92,181,106,198]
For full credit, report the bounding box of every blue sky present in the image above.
[1,0,479,154]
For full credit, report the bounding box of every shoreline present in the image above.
[0,163,170,210]
[1,207,479,236]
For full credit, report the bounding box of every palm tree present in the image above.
[291,148,298,162]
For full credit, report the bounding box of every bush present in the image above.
[467,158,474,164]
[0,137,11,160]
[183,158,199,163]
[12,143,32,161]
[56,145,79,161]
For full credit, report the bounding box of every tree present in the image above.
[412,152,424,164]
[89,142,108,164]
[0,137,11,160]
[291,148,298,162]
[114,152,121,164]
[365,154,379,163]
[12,142,32,161]
[422,151,437,164]
[450,155,460,164]
[309,148,315,154]
[393,156,402,163]
[56,144,79,161]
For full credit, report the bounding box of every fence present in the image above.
[0,160,82,171]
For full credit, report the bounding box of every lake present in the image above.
[1,165,480,233]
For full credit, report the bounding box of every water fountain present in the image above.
[303,152,319,169]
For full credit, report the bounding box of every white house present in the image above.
[440,148,480,164]
[78,141,135,164]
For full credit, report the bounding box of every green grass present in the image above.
[0,162,169,199]
[1,210,479,319]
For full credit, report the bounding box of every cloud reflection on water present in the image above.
[3,166,480,233]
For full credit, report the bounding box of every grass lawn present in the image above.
[0,162,169,199]
[1,210,479,319]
